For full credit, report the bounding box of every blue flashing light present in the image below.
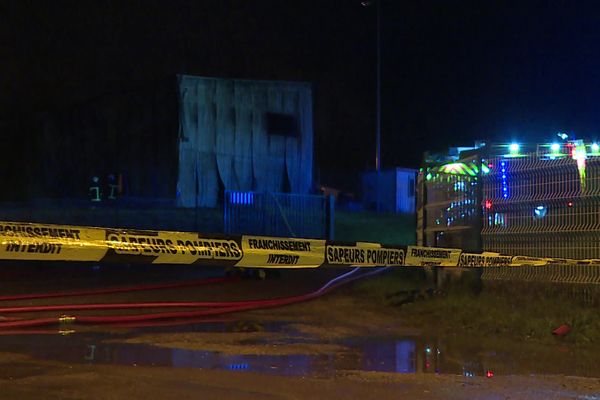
[534,205,547,218]
[509,143,520,153]
[501,159,509,199]
[551,143,560,152]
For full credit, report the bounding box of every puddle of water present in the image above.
[3,263,599,383]
[0,320,596,379]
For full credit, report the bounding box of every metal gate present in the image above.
[224,191,330,239]
[482,149,600,259]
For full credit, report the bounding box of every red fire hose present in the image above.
[0,276,238,302]
[0,268,388,330]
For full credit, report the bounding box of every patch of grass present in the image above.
[334,210,416,245]
[402,288,600,345]
[350,272,600,346]
[350,268,429,304]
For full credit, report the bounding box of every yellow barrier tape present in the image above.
[458,252,513,267]
[325,242,405,267]
[405,245,462,267]
[235,236,325,268]
[0,222,106,261]
[105,229,242,264]
[510,256,549,266]
[0,220,592,268]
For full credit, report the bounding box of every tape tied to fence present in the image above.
[0,221,584,268]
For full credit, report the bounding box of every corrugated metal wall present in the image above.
[35,75,313,207]
[176,75,313,208]
[362,168,416,213]
[395,169,416,213]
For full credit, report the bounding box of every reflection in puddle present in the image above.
[0,321,596,379]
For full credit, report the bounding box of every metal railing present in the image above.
[0,197,224,233]
[224,191,330,239]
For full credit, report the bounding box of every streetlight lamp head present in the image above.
[361,1,372,6]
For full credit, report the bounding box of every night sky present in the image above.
[4,0,600,188]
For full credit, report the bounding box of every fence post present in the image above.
[224,191,329,239]
[223,191,229,235]
[326,194,335,240]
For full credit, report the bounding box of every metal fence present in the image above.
[0,198,224,233]
[419,154,483,251]
[224,191,330,239]
[0,192,331,238]
[481,264,600,284]
[482,153,600,259]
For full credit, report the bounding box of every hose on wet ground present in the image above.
[0,276,239,302]
[0,268,374,313]
[0,267,390,330]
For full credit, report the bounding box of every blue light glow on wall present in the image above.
[228,363,250,370]
[230,191,254,205]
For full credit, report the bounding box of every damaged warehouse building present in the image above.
[34,74,314,208]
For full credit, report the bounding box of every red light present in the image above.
[487,163,493,168]
[485,200,492,209]
[486,370,494,378]
[425,361,430,369]
[567,201,574,207]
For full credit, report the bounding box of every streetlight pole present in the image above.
[361,1,381,172]
[375,0,381,173]
[362,0,382,211]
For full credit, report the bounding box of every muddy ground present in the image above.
[1,352,600,400]
[0,266,598,399]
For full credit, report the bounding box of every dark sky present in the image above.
[3,0,600,184]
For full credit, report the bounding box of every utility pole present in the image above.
[361,0,382,212]
[375,0,381,174]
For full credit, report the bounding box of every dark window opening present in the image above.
[408,178,415,195]
[266,112,298,137]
